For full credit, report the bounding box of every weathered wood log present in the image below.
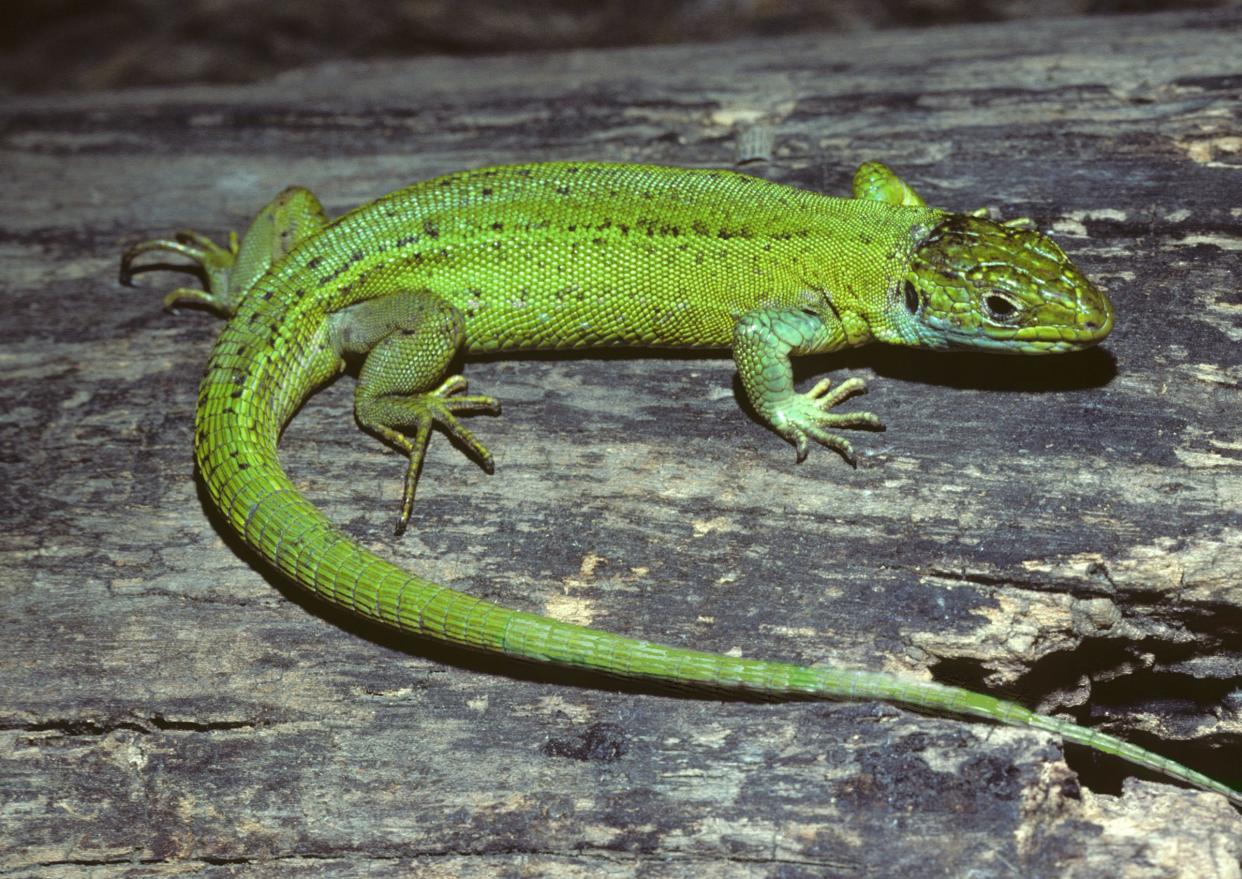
[1,8,1240,877]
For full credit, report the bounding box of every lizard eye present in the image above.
[903,281,920,315]
[984,294,1020,323]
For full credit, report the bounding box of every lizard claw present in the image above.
[119,230,240,315]
[967,206,1036,230]
[772,376,884,464]
[356,374,501,536]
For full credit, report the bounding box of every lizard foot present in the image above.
[770,377,884,464]
[968,207,1035,230]
[356,375,501,535]
[119,229,241,314]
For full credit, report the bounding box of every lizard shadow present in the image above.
[799,342,1119,393]
[470,340,1120,394]
[463,342,1118,460]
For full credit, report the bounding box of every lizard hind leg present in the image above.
[329,290,501,535]
[853,162,1037,231]
[851,161,928,207]
[119,186,328,316]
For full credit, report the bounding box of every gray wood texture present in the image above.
[2,8,1241,877]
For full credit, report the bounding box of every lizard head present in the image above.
[889,213,1113,353]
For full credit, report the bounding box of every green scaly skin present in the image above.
[121,161,1239,804]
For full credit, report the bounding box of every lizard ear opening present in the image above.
[903,281,920,315]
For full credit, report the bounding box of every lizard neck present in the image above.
[795,200,945,349]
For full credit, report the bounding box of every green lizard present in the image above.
[120,160,1239,804]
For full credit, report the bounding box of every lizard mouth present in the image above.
[938,298,1114,353]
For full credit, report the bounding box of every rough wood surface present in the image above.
[2,9,1241,878]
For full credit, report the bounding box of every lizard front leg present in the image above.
[327,291,501,535]
[733,307,883,463]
